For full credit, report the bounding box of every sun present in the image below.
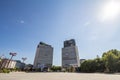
[100,0,120,21]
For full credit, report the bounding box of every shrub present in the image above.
[1,68,10,73]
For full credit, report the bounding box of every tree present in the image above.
[50,66,61,72]
[116,60,120,72]
[94,58,105,72]
[80,59,97,72]
[80,49,120,73]
[102,49,120,72]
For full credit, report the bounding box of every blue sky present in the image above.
[0,0,120,65]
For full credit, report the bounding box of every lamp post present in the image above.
[21,57,27,71]
[22,57,27,63]
[7,52,17,68]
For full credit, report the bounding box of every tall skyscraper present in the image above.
[62,39,80,68]
[34,42,53,68]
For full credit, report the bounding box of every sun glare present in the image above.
[100,0,120,21]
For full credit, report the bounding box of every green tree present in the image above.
[94,58,105,72]
[80,59,97,72]
[102,49,119,72]
[50,66,61,72]
[80,49,120,73]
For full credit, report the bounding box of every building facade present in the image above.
[62,39,80,68]
[15,60,25,69]
[33,42,53,69]
[0,58,16,68]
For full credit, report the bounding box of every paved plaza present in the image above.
[1,72,120,80]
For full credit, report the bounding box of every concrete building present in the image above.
[34,42,53,69]
[0,58,16,68]
[15,60,25,69]
[62,39,80,68]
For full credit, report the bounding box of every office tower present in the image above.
[34,42,53,68]
[62,39,80,68]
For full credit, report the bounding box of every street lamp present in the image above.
[9,53,17,59]
[7,52,17,68]
[22,57,27,63]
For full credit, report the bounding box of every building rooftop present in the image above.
[64,39,76,47]
[37,42,52,48]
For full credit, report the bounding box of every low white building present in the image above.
[0,59,16,68]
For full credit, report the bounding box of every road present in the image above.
[0,72,120,80]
